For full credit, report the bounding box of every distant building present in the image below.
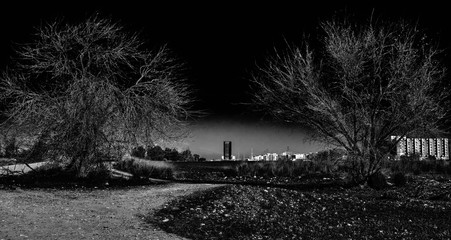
[445,138,450,159]
[391,136,450,160]
[264,153,278,161]
[437,138,443,158]
[429,138,436,157]
[397,136,407,156]
[406,138,413,155]
[221,155,236,160]
[250,155,264,161]
[294,153,307,160]
[414,138,421,155]
[421,138,429,157]
[223,141,232,160]
[281,151,291,156]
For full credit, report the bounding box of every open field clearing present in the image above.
[0,183,222,239]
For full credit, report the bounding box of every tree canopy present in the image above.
[0,16,193,175]
[251,17,450,180]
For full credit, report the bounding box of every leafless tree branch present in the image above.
[0,15,193,176]
[251,17,449,181]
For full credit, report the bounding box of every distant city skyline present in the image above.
[185,117,326,160]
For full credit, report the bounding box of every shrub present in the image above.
[27,162,78,182]
[308,149,342,174]
[367,171,389,190]
[15,138,49,164]
[257,162,275,178]
[446,162,451,175]
[85,163,112,182]
[114,159,173,180]
[274,160,293,177]
[33,161,64,173]
[235,160,330,179]
[392,172,407,186]
[294,160,317,175]
[237,162,253,176]
[131,146,146,158]
[434,160,447,174]
[384,156,451,177]
[4,138,18,158]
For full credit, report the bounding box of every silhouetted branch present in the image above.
[251,16,449,181]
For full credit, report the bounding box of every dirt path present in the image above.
[0,183,222,239]
[0,162,47,175]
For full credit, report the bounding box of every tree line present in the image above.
[131,145,206,162]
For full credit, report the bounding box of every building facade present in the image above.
[391,136,450,160]
[223,141,232,160]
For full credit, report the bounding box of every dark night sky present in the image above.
[1,2,450,159]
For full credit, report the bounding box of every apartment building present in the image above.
[391,136,450,160]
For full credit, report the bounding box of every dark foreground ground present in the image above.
[150,175,451,240]
[1,160,451,239]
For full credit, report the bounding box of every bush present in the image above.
[308,149,341,174]
[114,159,173,180]
[392,172,407,186]
[25,162,79,182]
[234,160,330,179]
[385,156,451,177]
[273,161,293,177]
[85,163,112,182]
[131,146,146,158]
[367,171,389,190]
[4,138,18,158]
[15,138,49,164]
[31,162,112,182]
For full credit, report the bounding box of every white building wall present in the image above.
[398,137,407,156]
[437,138,443,159]
[392,136,449,160]
[414,138,421,155]
[421,138,429,157]
[429,138,436,158]
[406,138,413,155]
[444,138,449,159]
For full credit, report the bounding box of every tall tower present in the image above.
[224,141,232,160]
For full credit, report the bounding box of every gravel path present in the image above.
[0,183,222,239]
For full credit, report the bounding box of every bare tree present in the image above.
[251,17,449,182]
[0,16,193,176]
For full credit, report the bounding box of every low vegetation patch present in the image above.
[169,157,451,187]
[149,176,451,239]
[113,158,174,180]
[0,161,160,189]
[172,160,341,183]
[386,158,451,176]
